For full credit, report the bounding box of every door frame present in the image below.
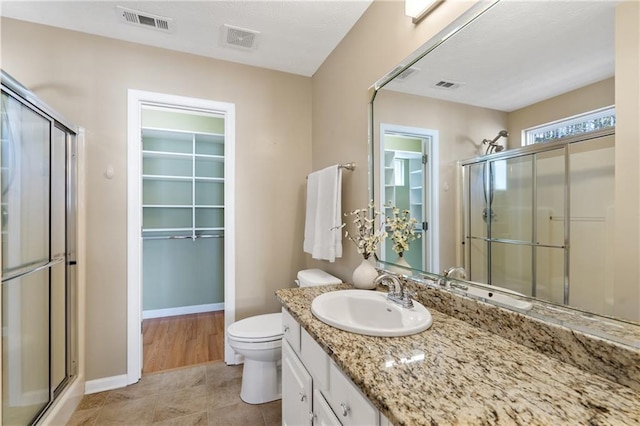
[127,89,236,384]
[379,123,439,274]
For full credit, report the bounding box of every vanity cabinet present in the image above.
[282,342,312,426]
[282,308,386,426]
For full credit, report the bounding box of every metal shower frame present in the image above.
[459,128,614,305]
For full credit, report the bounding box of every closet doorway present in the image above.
[379,124,440,274]
[127,90,235,385]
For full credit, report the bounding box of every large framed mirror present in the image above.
[369,0,640,342]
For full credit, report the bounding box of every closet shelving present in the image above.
[383,150,396,212]
[408,157,423,224]
[141,127,225,239]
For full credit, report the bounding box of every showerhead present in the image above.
[490,130,509,144]
[483,130,508,155]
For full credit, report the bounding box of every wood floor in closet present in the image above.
[142,311,225,375]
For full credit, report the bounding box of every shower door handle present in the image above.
[2,256,66,283]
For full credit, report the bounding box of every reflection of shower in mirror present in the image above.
[482,130,508,155]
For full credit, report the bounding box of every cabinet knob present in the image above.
[284,325,290,333]
[299,392,306,402]
[340,402,350,417]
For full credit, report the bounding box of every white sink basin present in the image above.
[462,284,533,311]
[311,290,433,337]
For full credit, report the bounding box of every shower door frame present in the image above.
[1,71,82,424]
[459,128,614,304]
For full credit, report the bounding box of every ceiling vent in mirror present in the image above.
[221,24,260,50]
[434,80,463,89]
[388,66,420,82]
[117,6,174,32]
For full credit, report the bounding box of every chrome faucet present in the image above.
[438,266,468,290]
[374,273,415,309]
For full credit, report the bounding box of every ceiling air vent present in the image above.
[221,24,260,50]
[387,65,420,82]
[117,6,174,33]
[434,80,463,89]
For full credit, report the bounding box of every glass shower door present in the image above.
[1,92,53,424]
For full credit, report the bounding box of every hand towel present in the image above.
[303,165,343,262]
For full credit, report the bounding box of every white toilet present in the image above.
[226,269,341,404]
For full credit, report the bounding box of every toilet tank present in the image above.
[296,269,342,287]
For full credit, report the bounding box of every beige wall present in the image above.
[373,90,507,271]
[614,1,640,321]
[1,18,312,380]
[309,0,475,279]
[507,77,615,147]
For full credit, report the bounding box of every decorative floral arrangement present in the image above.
[342,201,387,260]
[385,203,421,255]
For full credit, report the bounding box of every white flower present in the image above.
[343,200,387,260]
[384,202,421,255]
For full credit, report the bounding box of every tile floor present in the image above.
[67,362,282,425]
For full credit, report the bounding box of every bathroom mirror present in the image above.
[369,0,640,337]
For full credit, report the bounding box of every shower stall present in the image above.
[1,71,79,424]
[460,129,615,316]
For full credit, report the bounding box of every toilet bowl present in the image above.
[227,313,283,404]
[227,269,341,404]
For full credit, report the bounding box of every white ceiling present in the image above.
[383,1,617,112]
[1,0,373,77]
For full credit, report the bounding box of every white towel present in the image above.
[303,165,343,262]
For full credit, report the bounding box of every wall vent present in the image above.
[117,6,174,33]
[434,80,463,89]
[221,24,260,50]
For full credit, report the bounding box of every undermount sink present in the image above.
[460,284,534,311]
[311,290,433,337]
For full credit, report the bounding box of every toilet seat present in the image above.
[227,312,283,343]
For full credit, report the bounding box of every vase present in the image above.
[352,258,378,290]
[388,254,411,274]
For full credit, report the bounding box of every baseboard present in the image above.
[142,302,224,319]
[41,375,85,426]
[85,374,128,395]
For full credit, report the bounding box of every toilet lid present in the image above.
[227,313,283,342]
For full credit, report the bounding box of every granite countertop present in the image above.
[276,284,640,426]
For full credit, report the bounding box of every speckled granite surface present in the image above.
[276,284,640,426]
[399,278,640,392]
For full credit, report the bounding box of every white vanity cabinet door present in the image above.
[327,361,379,426]
[282,308,301,353]
[283,341,312,426]
[301,328,329,391]
[313,390,341,426]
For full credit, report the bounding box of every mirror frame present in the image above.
[367,0,640,347]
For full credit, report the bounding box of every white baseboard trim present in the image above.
[142,303,224,320]
[85,374,128,395]
[41,375,85,426]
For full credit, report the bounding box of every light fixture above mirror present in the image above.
[405,0,445,23]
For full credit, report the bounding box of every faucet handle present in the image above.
[401,289,416,309]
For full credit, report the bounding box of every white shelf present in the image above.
[142,126,224,139]
[142,150,192,158]
[143,204,192,208]
[143,227,193,233]
[142,174,191,181]
[141,127,225,237]
[195,177,224,182]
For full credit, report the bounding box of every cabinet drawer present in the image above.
[282,308,301,353]
[313,390,341,426]
[327,361,378,426]
[300,328,329,391]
